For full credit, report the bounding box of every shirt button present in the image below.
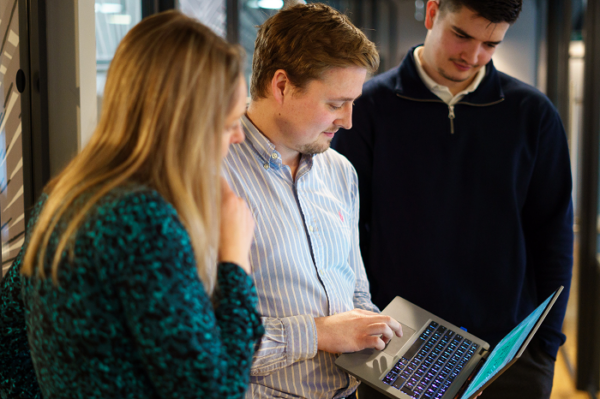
[271,153,278,159]
[263,163,270,169]
[308,226,313,232]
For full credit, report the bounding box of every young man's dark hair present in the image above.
[439,0,522,24]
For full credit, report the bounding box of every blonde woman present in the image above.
[0,11,262,399]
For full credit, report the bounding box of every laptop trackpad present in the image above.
[383,323,416,356]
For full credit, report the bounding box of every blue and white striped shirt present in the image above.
[223,115,378,399]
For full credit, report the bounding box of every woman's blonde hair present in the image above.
[21,11,243,295]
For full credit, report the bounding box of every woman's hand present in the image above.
[218,177,255,273]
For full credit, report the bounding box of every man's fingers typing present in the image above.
[364,335,386,351]
[370,315,403,338]
[366,322,393,341]
[315,310,406,353]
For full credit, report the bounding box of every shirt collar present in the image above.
[240,114,284,170]
[240,114,315,176]
[413,46,486,105]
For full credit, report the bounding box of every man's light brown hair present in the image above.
[250,3,379,100]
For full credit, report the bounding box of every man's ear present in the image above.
[271,69,290,105]
[425,0,440,30]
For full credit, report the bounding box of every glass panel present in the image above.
[569,0,597,395]
[95,0,142,117]
[239,1,279,86]
[238,0,351,90]
[0,0,24,276]
[560,38,584,392]
[178,0,226,38]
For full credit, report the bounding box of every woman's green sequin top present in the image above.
[0,187,264,398]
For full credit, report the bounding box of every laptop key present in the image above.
[401,386,417,398]
[415,384,426,397]
[423,389,435,399]
[405,377,419,389]
[392,376,406,389]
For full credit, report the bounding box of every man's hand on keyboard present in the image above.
[314,309,403,353]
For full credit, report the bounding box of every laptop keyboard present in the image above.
[382,321,479,399]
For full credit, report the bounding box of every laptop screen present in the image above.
[460,291,558,399]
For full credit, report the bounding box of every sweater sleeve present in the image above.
[0,248,43,399]
[0,196,47,399]
[521,106,574,359]
[110,192,263,398]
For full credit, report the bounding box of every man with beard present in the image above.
[223,3,402,399]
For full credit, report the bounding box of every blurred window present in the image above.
[178,0,278,94]
[95,0,142,117]
[178,0,226,38]
[0,0,24,274]
[239,1,279,85]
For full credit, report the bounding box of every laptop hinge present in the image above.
[453,357,486,399]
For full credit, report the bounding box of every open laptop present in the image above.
[336,287,563,399]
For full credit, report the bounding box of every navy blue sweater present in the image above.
[333,47,573,359]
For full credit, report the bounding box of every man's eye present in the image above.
[330,104,343,110]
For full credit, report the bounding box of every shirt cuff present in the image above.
[282,314,318,364]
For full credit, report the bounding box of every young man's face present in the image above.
[421,1,510,91]
[274,66,367,157]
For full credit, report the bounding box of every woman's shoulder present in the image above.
[38,184,176,223]
[100,184,172,211]
[86,185,184,239]
[91,185,177,223]
[75,185,193,273]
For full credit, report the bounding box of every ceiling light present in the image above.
[95,3,123,14]
[257,0,283,9]
[109,14,132,25]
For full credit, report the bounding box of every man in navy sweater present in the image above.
[333,1,573,398]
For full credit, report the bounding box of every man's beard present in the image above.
[298,137,332,155]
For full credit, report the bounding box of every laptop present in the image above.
[335,287,563,399]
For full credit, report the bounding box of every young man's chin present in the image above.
[440,69,473,84]
[300,140,332,155]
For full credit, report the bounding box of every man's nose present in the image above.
[462,42,482,66]
[336,104,353,130]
